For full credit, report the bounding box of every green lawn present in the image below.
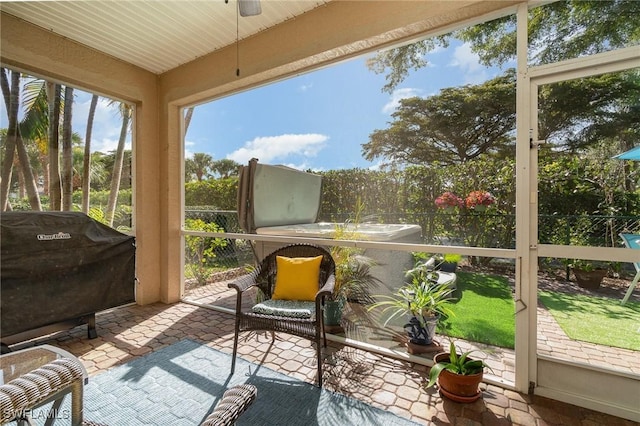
[539,291,640,351]
[432,271,640,351]
[438,271,515,349]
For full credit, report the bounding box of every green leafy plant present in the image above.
[368,261,455,326]
[331,251,380,304]
[184,218,228,286]
[328,197,381,304]
[442,253,462,264]
[426,341,492,388]
[569,259,607,272]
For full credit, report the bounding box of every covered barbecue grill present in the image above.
[1,211,136,350]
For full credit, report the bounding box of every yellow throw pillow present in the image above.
[272,255,323,301]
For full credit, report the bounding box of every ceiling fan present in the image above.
[239,0,262,16]
[225,0,262,17]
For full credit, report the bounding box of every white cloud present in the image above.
[93,137,121,154]
[382,87,422,114]
[298,83,313,92]
[449,42,488,84]
[227,133,328,165]
[184,141,196,160]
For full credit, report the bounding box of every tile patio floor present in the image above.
[10,299,637,426]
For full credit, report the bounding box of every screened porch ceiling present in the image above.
[1,0,331,74]
[1,1,518,76]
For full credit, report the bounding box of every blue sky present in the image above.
[2,39,509,172]
[185,39,508,171]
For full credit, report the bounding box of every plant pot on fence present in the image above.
[433,352,483,403]
[323,299,345,333]
[438,262,458,273]
[404,314,439,346]
[573,268,607,290]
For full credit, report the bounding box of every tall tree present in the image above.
[538,71,640,152]
[61,86,74,210]
[106,102,131,226]
[20,77,51,205]
[363,69,638,167]
[184,106,195,133]
[82,94,99,213]
[0,69,20,210]
[362,72,516,166]
[211,159,240,179]
[14,129,42,211]
[460,0,640,68]
[368,1,640,93]
[47,82,62,210]
[185,153,213,182]
[0,69,41,210]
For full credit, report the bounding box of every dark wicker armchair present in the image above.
[227,244,336,387]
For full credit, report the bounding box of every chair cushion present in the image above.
[252,299,316,318]
[272,255,323,301]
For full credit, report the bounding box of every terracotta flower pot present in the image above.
[433,352,483,402]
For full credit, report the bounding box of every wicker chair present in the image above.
[200,384,257,426]
[228,244,336,387]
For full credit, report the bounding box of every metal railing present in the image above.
[182,209,639,289]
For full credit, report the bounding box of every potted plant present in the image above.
[437,253,462,273]
[323,200,383,330]
[464,190,495,212]
[368,260,455,347]
[426,341,492,403]
[324,247,381,329]
[570,259,608,290]
[435,192,464,213]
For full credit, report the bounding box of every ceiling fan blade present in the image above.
[239,0,262,17]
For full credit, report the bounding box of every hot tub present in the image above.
[238,160,423,290]
[256,222,422,291]
[255,222,422,242]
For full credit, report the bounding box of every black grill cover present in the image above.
[1,211,136,338]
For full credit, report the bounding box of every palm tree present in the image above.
[184,106,194,133]
[82,94,99,213]
[0,68,19,210]
[47,81,62,210]
[105,101,132,226]
[61,85,74,210]
[20,76,51,206]
[0,68,42,211]
[211,159,240,179]
[186,153,213,182]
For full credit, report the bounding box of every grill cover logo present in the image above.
[37,232,71,241]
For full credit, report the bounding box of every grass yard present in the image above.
[538,290,640,351]
[438,271,515,349]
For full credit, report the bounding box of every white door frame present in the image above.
[526,45,640,421]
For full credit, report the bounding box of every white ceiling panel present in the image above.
[1,0,330,74]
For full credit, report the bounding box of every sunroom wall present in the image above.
[0,13,162,305]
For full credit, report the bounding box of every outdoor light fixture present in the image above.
[224,0,262,17]
[224,0,262,77]
[238,0,261,17]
